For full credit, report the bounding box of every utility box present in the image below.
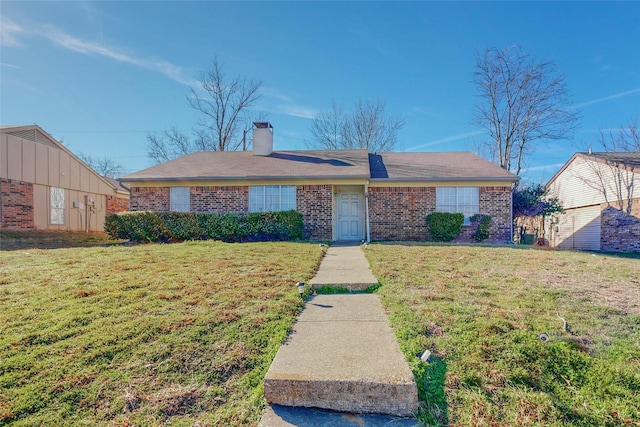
[73,201,85,209]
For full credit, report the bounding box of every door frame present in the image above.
[334,186,365,241]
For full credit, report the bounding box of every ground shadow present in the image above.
[412,355,449,426]
[0,230,128,251]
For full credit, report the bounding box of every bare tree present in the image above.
[147,57,262,163]
[574,118,639,214]
[79,153,125,178]
[473,46,580,175]
[309,101,346,150]
[147,127,193,164]
[308,98,405,152]
[188,57,262,152]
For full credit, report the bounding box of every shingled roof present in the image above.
[123,150,371,181]
[369,152,517,181]
[121,149,518,183]
[587,151,640,168]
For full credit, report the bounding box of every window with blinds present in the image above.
[249,186,296,212]
[436,187,479,224]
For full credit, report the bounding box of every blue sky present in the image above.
[1,1,639,183]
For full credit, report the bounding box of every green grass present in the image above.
[0,238,322,426]
[366,244,640,427]
[3,232,639,426]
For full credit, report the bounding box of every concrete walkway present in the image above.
[260,243,419,426]
[309,243,379,291]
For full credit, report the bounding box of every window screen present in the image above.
[170,187,190,212]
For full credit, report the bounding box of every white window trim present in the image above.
[249,185,296,213]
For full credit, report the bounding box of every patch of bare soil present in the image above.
[539,256,640,315]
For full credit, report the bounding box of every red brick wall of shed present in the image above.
[297,185,333,240]
[600,201,640,252]
[0,178,34,229]
[479,186,512,242]
[369,187,435,241]
[129,187,170,211]
[106,195,130,214]
[190,186,248,213]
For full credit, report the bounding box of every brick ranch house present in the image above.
[1,125,130,232]
[120,123,519,242]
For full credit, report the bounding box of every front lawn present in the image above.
[2,238,639,426]
[367,245,640,426]
[0,240,322,426]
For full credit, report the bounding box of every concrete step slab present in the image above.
[263,294,418,417]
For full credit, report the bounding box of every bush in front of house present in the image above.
[470,214,492,242]
[426,212,465,242]
[104,210,305,243]
[104,211,172,242]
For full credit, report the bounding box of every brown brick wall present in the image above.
[369,187,435,241]
[129,187,170,211]
[369,186,513,242]
[297,185,333,240]
[0,178,34,229]
[601,201,640,252]
[479,186,513,242]
[128,183,514,242]
[190,186,248,213]
[106,195,129,214]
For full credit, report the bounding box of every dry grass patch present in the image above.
[0,240,322,426]
[366,244,640,426]
[0,229,121,250]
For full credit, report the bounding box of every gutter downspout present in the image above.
[365,182,371,243]
[510,183,515,243]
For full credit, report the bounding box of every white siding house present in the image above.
[546,152,640,251]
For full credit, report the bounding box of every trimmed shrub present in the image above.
[470,214,492,242]
[158,212,205,241]
[104,210,305,243]
[104,211,172,242]
[426,212,464,242]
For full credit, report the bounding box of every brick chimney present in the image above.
[252,122,273,156]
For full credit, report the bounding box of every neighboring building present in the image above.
[546,152,640,252]
[120,123,519,242]
[1,125,130,232]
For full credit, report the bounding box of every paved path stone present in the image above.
[309,243,378,291]
[260,243,419,425]
[263,294,418,416]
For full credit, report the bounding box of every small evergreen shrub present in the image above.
[426,212,464,242]
[104,210,305,243]
[470,214,492,242]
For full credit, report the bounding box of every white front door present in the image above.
[337,190,363,241]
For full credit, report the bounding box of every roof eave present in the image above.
[120,174,372,183]
[369,176,520,183]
